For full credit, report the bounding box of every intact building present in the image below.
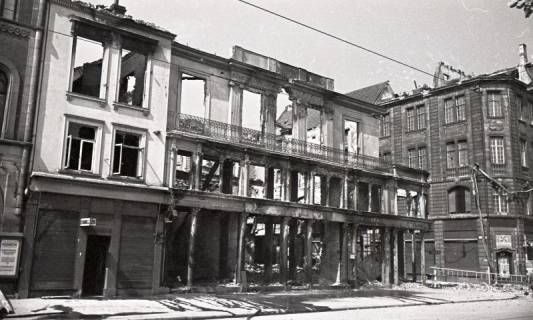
[19,0,430,298]
[349,44,533,278]
[0,0,46,294]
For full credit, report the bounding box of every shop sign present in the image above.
[495,234,512,249]
[0,239,20,277]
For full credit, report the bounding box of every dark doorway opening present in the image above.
[83,235,110,296]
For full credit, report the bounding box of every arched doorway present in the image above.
[496,250,513,278]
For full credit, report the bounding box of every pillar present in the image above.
[420,232,426,285]
[392,183,398,215]
[229,82,243,129]
[236,212,248,284]
[325,175,331,207]
[305,220,313,284]
[218,155,226,193]
[289,219,298,280]
[382,186,389,214]
[368,183,373,212]
[264,217,273,283]
[308,170,316,204]
[280,217,290,284]
[291,99,307,142]
[73,209,89,297]
[187,209,200,287]
[264,165,274,199]
[281,166,288,201]
[353,180,359,211]
[191,149,203,190]
[411,232,417,282]
[393,229,400,285]
[352,225,359,285]
[339,223,349,284]
[261,93,277,136]
[342,174,349,209]
[238,155,250,197]
[418,190,426,219]
[152,209,165,294]
[382,227,391,286]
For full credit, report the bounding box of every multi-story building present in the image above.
[0,0,46,294]
[351,44,533,278]
[18,0,430,298]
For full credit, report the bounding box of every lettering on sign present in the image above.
[0,239,20,277]
[495,234,512,249]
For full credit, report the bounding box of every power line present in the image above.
[235,0,437,80]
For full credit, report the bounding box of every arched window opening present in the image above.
[448,186,471,214]
[0,69,8,131]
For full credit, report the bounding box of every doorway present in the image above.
[496,251,512,278]
[82,235,110,296]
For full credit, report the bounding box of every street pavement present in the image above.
[5,283,529,319]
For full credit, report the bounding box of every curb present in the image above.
[6,295,519,320]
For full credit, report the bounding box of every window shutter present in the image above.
[448,189,456,213]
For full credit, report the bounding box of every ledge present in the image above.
[66,92,106,107]
[113,102,150,116]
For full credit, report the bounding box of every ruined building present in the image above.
[351,45,533,278]
[15,0,430,297]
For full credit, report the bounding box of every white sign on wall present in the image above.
[495,234,513,249]
[0,239,20,277]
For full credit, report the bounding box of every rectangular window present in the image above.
[528,100,533,124]
[63,120,101,174]
[458,140,468,167]
[380,151,392,164]
[179,73,206,118]
[112,130,145,178]
[418,147,426,169]
[1,0,17,20]
[518,97,525,121]
[408,148,417,168]
[521,139,528,167]
[344,119,359,154]
[456,95,466,121]
[417,105,426,129]
[488,92,503,118]
[117,48,148,107]
[406,107,415,131]
[493,194,508,214]
[446,143,456,169]
[490,137,505,164]
[71,36,105,98]
[381,113,391,137]
[444,98,455,124]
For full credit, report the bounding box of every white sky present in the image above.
[97,0,531,94]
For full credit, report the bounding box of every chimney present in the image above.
[518,44,532,84]
[110,0,127,15]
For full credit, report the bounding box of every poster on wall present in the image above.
[495,234,512,249]
[0,239,20,277]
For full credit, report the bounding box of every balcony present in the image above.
[172,113,391,171]
[445,166,471,179]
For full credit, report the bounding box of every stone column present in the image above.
[191,149,203,190]
[218,155,226,193]
[411,232,417,282]
[340,223,350,284]
[238,155,250,197]
[393,229,400,285]
[281,166,288,201]
[280,217,290,285]
[325,175,331,207]
[229,82,243,131]
[261,93,277,136]
[305,220,314,285]
[382,186,389,214]
[353,179,359,211]
[187,208,200,287]
[382,227,391,286]
[368,183,373,212]
[236,212,249,284]
[264,217,273,283]
[292,99,307,142]
[420,232,426,285]
[342,173,349,209]
[418,189,426,219]
[392,183,398,215]
[352,225,359,285]
[289,220,298,280]
[308,170,316,204]
[264,165,274,199]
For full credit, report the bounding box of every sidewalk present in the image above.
[6,283,525,320]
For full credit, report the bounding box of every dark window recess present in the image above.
[448,186,471,213]
[64,123,96,171]
[0,69,7,130]
[113,131,143,178]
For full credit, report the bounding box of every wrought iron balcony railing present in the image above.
[174,113,392,171]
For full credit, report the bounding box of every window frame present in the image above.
[490,136,505,165]
[416,105,426,130]
[406,107,416,132]
[520,139,528,168]
[115,46,153,110]
[487,91,503,118]
[380,113,391,137]
[1,0,18,20]
[110,125,147,180]
[448,186,471,214]
[61,117,104,175]
[493,193,508,214]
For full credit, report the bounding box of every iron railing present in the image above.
[175,113,391,171]
[445,166,471,179]
[431,266,530,286]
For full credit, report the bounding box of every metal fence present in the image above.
[175,113,391,171]
[431,266,531,286]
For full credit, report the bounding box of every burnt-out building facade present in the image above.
[369,45,533,278]
[18,0,430,298]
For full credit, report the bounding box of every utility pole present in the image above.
[471,165,495,273]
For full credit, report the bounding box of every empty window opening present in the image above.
[273,168,283,200]
[242,90,262,131]
[306,107,322,145]
[359,228,381,259]
[275,88,292,136]
[179,73,206,118]
[200,158,221,192]
[113,131,144,178]
[118,49,148,107]
[357,182,369,212]
[289,170,306,203]
[249,165,265,199]
[313,175,322,205]
[347,178,357,210]
[1,0,17,20]
[174,151,192,189]
[71,36,104,98]
[64,123,96,172]
[328,177,343,208]
[344,119,359,154]
[371,185,382,213]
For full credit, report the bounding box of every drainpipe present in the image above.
[13,0,48,224]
